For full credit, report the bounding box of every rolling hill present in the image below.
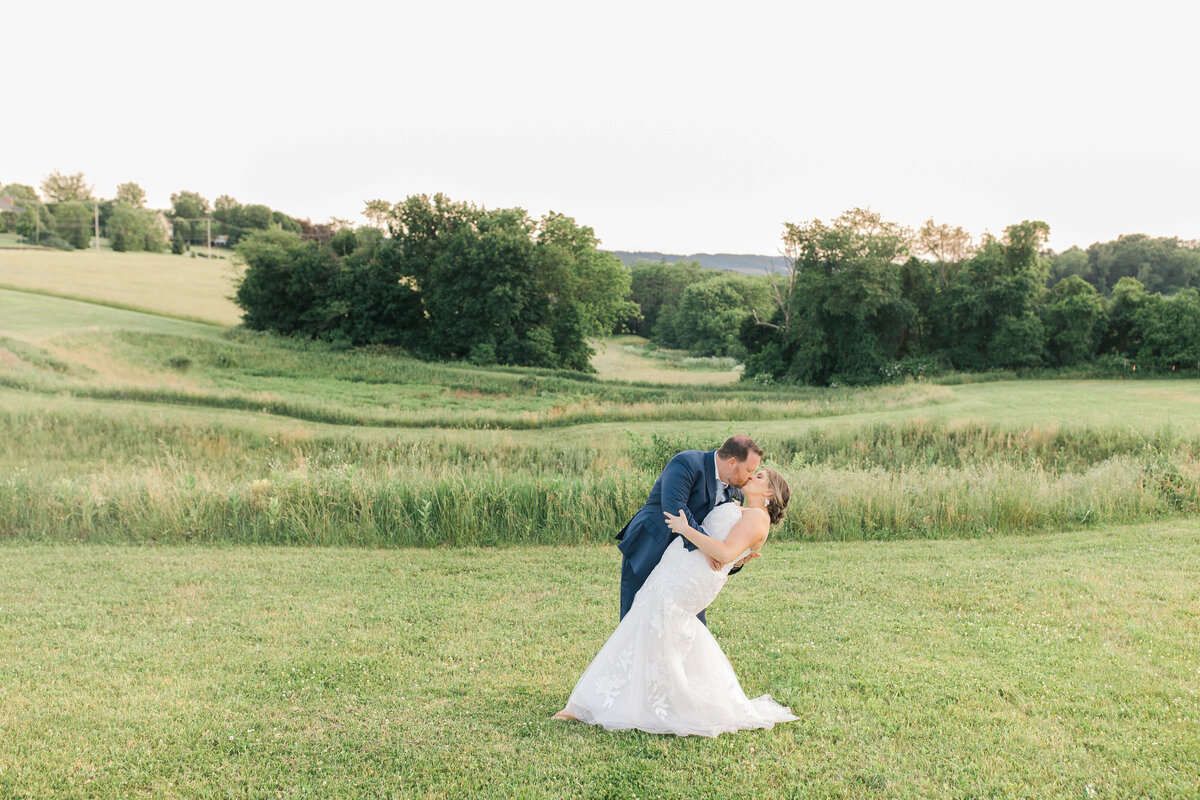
[606,251,785,275]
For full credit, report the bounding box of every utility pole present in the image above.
[207,218,212,260]
[94,200,100,252]
[35,200,40,245]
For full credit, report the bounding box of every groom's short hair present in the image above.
[717,435,763,462]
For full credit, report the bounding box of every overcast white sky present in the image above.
[5,1,1198,254]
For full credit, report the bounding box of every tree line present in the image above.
[0,171,339,254]
[235,194,637,371]
[234,198,1199,379]
[734,210,1200,385]
[6,174,1197,382]
[612,216,1200,384]
[625,261,774,359]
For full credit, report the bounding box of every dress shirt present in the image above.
[714,451,729,504]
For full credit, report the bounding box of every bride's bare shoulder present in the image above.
[740,507,770,525]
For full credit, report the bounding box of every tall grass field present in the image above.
[0,248,1198,797]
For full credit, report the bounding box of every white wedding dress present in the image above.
[563,502,798,736]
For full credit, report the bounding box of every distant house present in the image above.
[0,196,25,214]
[155,210,173,240]
[213,234,229,247]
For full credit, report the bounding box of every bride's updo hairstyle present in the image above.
[764,468,791,525]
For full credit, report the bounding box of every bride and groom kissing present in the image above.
[554,435,798,737]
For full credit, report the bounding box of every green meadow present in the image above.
[0,248,1198,798]
[2,526,1197,798]
[2,284,1197,547]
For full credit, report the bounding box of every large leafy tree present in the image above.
[107,205,167,252]
[1078,234,1200,295]
[210,197,301,245]
[362,199,391,230]
[115,182,147,208]
[386,193,480,292]
[7,185,52,241]
[656,273,772,358]
[170,191,209,252]
[423,207,553,365]
[170,190,210,219]
[1049,246,1089,284]
[933,220,1051,370]
[894,256,941,358]
[15,206,54,241]
[534,212,638,338]
[627,260,705,337]
[914,218,976,286]
[1101,276,1150,356]
[235,230,338,335]
[0,183,37,204]
[333,231,426,349]
[769,208,912,385]
[1042,276,1107,366]
[51,202,93,249]
[1129,288,1200,369]
[40,170,92,202]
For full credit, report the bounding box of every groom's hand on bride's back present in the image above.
[728,552,762,573]
[707,552,762,571]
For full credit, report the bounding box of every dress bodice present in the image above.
[699,502,743,543]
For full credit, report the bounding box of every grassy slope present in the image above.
[0,287,953,429]
[0,247,243,325]
[0,284,761,394]
[1,257,1196,434]
[591,335,741,384]
[0,288,222,339]
[4,286,1200,436]
[0,247,735,383]
[1,524,1197,799]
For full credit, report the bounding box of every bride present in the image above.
[553,468,798,736]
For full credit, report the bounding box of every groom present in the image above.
[616,435,763,626]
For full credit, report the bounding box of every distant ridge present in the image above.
[606,251,784,276]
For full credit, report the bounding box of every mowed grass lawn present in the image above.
[2,522,1197,799]
[0,247,243,325]
[590,336,741,385]
[0,289,222,340]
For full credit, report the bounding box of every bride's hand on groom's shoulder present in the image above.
[663,509,691,536]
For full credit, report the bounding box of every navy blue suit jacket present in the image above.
[616,449,742,582]
[615,449,744,622]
